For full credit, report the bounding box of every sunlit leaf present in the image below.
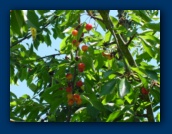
[118,78,130,98]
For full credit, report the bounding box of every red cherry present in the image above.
[68,99,74,106]
[72,40,80,47]
[72,30,78,36]
[66,86,72,93]
[76,81,83,87]
[85,23,92,31]
[141,87,149,95]
[73,94,81,102]
[78,63,85,72]
[81,45,88,52]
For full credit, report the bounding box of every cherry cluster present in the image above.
[64,23,93,106]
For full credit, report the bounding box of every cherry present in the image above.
[72,40,80,47]
[76,81,83,87]
[68,99,74,106]
[72,29,78,36]
[85,23,92,31]
[66,86,72,93]
[73,94,81,102]
[67,93,73,100]
[141,87,149,95]
[76,99,82,105]
[66,73,73,80]
[78,63,85,72]
[82,45,88,52]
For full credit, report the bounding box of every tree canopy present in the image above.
[10,10,160,122]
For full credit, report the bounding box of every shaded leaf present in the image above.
[26,10,39,29]
[100,79,116,96]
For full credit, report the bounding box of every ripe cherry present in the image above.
[76,99,82,105]
[76,81,83,87]
[82,45,88,52]
[68,99,74,106]
[66,86,72,93]
[72,30,78,36]
[85,23,93,31]
[66,73,73,80]
[73,94,81,102]
[72,40,80,47]
[78,63,85,72]
[141,87,149,95]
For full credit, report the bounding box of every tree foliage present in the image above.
[10,10,160,122]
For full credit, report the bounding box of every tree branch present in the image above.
[125,34,136,46]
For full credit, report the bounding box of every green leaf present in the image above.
[10,101,17,107]
[82,94,105,111]
[156,112,160,122]
[60,36,69,53]
[10,92,18,100]
[28,83,37,92]
[41,84,59,98]
[77,24,85,40]
[94,54,104,69]
[118,78,130,98]
[50,98,64,113]
[96,19,106,31]
[140,38,155,58]
[10,10,25,36]
[56,10,65,16]
[26,107,40,122]
[37,10,50,16]
[82,54,93,70]
[21,94,30,99]
[106,110,121,122]
[139,10,152,22]
[26,10,39,29]
[142,22,160,32]
[103,70,114,79]
[140,35,160,44]
[131,67,147,77]
[45,34,51,46]
[100,79,116,96]
[150,89,160,103]
[144,69,158,80]
[110,16,118,26]
[104,31,111,42]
